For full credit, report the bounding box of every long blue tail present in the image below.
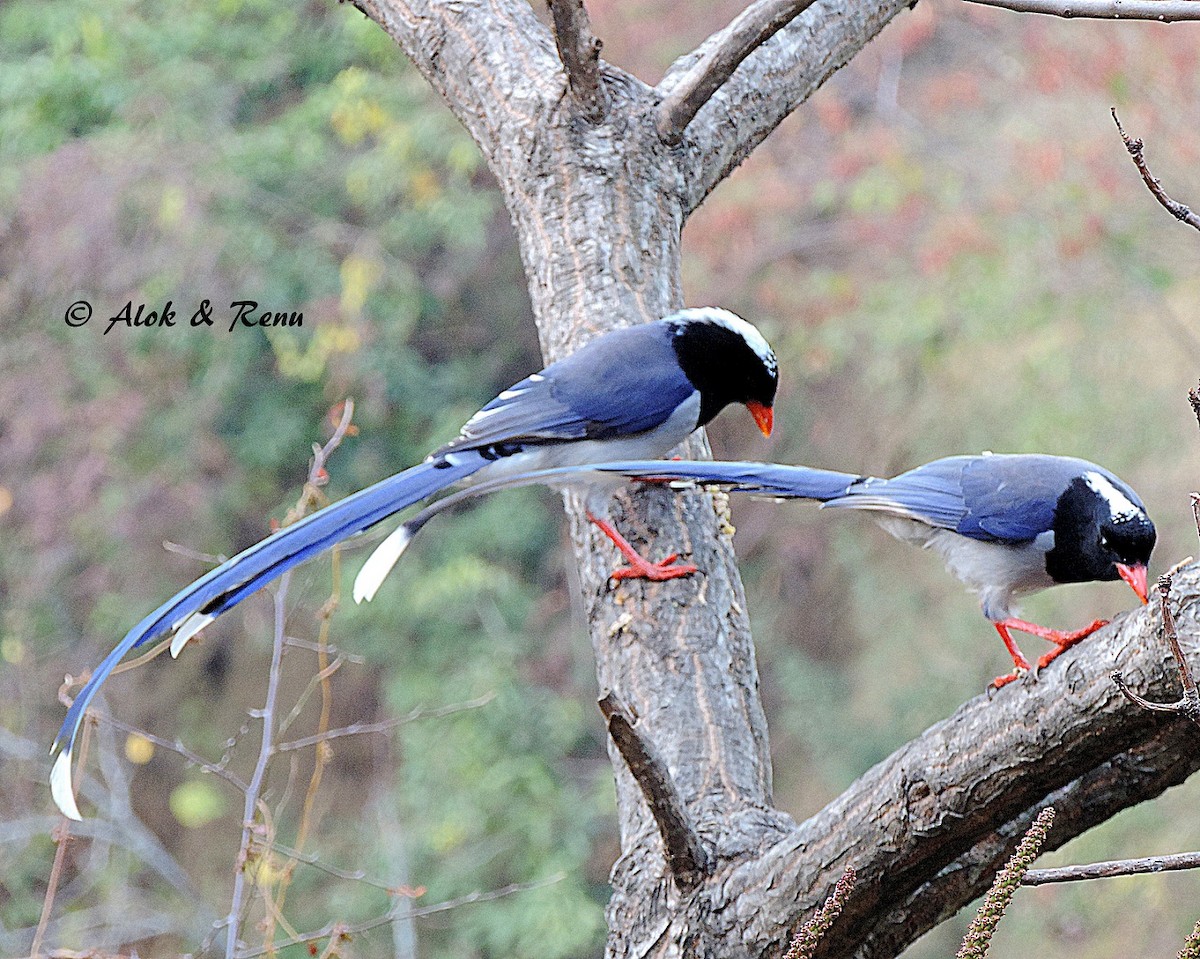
[371,460,866,574]
[51,454,482,818]
[578,460,864,500]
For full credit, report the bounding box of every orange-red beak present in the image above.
[746,400,773,437]
[1116,562,1149,604]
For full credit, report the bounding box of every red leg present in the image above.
[990,622,1034,690]
[992,617,1109,687]
[586,512,698,583]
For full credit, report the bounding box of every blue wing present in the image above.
[826,454,1099,544]
[444,324,697,451]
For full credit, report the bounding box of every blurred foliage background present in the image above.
[0,0,1197,956]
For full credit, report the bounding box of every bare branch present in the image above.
[1114,569,1200,727]
[598,691,712,891]
[238,874,566,959]
[655,0,819,145]
[547,0,607,122]
[700,565,1200,957]
[856,719,1200,956]
[1111,108,1200,230]
[224,570,292,959]
[274,692,497,753]
[1025,849,1200,886]
[965,0,1200,19]
[30,822,71,959]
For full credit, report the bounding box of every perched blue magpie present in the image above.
[390,454,1155,689]
[51,307,778,819]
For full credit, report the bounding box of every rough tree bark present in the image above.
[345,0,1199,955]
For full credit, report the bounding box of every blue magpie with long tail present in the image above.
[51,307,778,819]
[382,454,1155,690]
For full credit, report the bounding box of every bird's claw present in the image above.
[990,662,1038,692]
[609,554,698,583]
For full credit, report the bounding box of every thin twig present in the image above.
[30,822,71,959]
[1112,109,1200,231]
[1024,849,1200,886]
[1113,570,1200,727]
[99,714,249,792]
[224,571,292,959]
[783,866,857,959]
[597,691,711,890]
[655,0,819,145]
[547,0,606,122]
[964,0,1200,21]
[225,402,357,957]
[274,692,497,753]
[260,837,425,894]
[1189,381,1200,432]
[284,634,366,664]
[236,873,566,959]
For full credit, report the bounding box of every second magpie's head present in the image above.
[1046,468,1156,602]
[667,308,778,437]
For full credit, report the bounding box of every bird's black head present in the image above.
[1045,469,1156,601]
[667,308,779,436]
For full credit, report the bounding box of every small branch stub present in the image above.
[1112,108,1200,232]
[597,691,712,891]
[547,0,607,122]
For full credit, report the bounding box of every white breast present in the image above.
[874,516,1056,621]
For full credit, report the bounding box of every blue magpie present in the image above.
[51,307,778,819]
[390,454,1155,690]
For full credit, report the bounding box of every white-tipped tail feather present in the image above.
[353,525,413,603]
[170,612,215,658]
[51,750,82,821]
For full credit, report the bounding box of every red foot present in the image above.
[988,617,1109,690]
[587,512,698,583]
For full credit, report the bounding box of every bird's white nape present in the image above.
[353,525,413,603]
[51,749,82,820]
[1082,471,1141,522]
[673,307,776,373]
[170,612,215,658]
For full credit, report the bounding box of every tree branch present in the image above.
[1025,849,1200,886]
[598,691,712,892]
[655,0,820,145]
[547,0,607,122]
[859,717,1200,957]
[697,561,1200,956]
[965,0,1200,20]
[1111,109,1200,230]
